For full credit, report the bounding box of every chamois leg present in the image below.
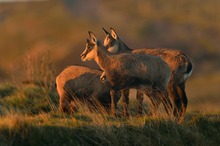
[136,90,144,115]
[136,91,144,116]
[110,90,117,116]
[100,72,107,82]
[158,87,173,116]
[168,83,181,117]
[121,89,130,117]
[137,87,160,116]
[145,90,161,116]
[177,82,188,123]
[136,90,144,104]
[114,91,121,109]
[59,93,71,113]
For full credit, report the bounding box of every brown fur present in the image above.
[102,27,193,122]
[56,65,120,113]
[81,31,172,117]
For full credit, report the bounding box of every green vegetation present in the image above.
[0,83,219,146]
[0,84,58,115]
[0,84,16,98]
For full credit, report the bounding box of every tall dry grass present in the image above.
[0,102,219,146]
[23,49,55,89]
[0,76,219,145]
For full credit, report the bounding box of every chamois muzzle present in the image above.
[80,53,86,61]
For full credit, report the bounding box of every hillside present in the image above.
[0,0,220,80]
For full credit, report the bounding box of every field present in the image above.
[0,82,219,146]
[0,0,220,145]
[0,55,219,146]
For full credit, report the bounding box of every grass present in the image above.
[0,83,219,146]
[0,84,58,115]
[0,84,16,98]
[0,0,220,81]
[0,43,219,146]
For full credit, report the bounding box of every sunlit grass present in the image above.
[0,0,220,81]
[0,82,219,146]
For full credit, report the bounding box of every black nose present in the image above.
[80,53,85,57]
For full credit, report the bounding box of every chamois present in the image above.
[102,27,193,122]
[56,65,120,113]
[80,31,172,117]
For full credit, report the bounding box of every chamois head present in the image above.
[102,27,119,53]
[81,31,100,61]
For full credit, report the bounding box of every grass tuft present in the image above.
[0,84,17,98]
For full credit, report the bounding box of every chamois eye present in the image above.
[107,41,113,47]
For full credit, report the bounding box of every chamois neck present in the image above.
[94,43,111,70]
[119,39,132,52]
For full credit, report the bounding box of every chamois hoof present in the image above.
[137,112,144,117]
[147,111,154,117]
[124,112,130,118]
[173,109,179,117]
[111,112,121,118]
[175,115,184,124]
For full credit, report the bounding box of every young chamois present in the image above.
[56,65,120,113]
[80,31,172,117]
[102,27,193,122]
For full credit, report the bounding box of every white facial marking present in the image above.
[83,49,95,61]
[107,43,119,54]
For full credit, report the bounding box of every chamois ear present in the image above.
[88,31,97,44]
[110,27,118,40]
[102,27,110,36]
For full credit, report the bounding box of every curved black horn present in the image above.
[102,27,110,35]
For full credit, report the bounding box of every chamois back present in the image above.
[102,27,193,122]
[56,65,120,112]
[104,52,171,91]
[81,31,173,117]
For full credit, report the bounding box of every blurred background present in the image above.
[0,0,219,112]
